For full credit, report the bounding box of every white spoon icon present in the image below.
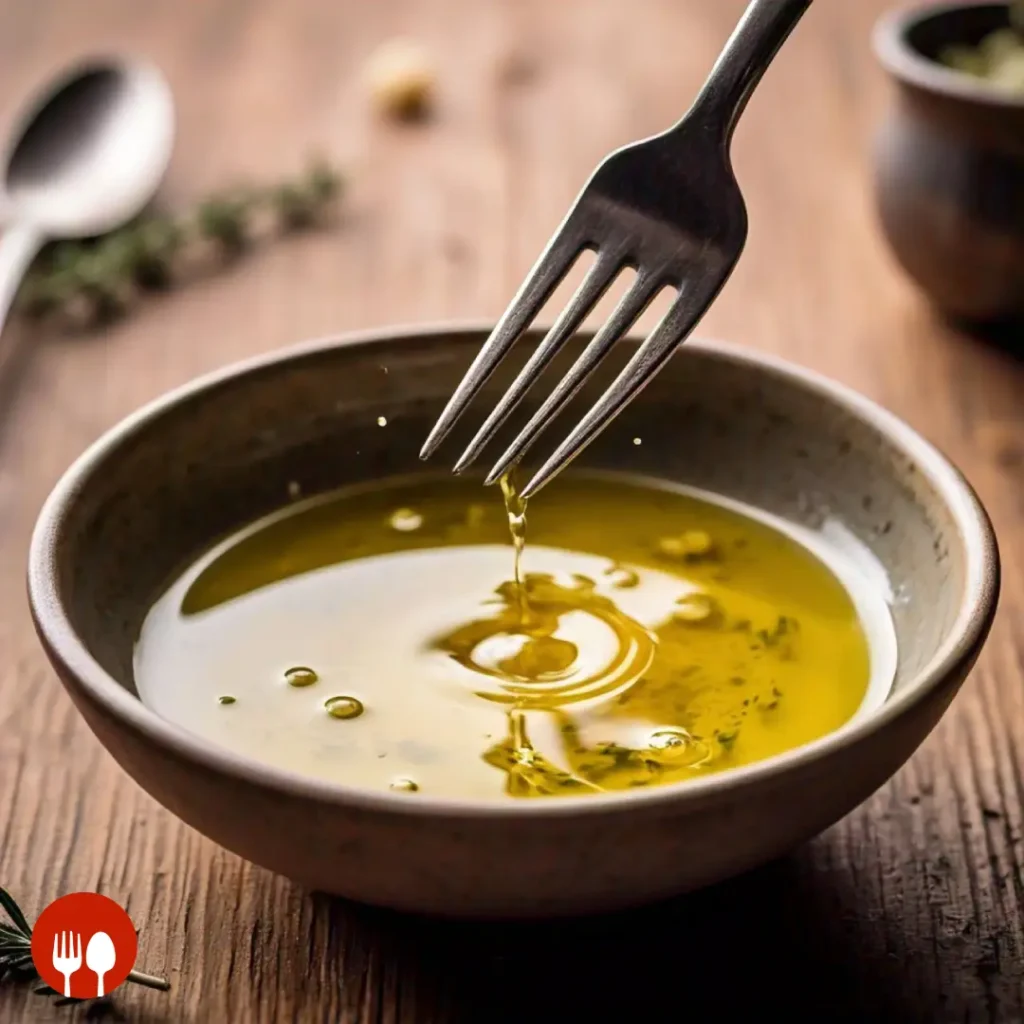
[85,931,116,997]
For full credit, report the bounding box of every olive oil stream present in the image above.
[439,472,761,797]
[447,472,676,797]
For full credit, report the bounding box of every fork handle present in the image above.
[688,0,812,142]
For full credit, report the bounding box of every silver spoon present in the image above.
[0,58,174,332]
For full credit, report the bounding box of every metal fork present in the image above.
[420,0,812,498]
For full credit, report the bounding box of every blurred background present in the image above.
[0,0,908,402]
[2,1,1024,1022]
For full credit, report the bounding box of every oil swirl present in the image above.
[428,570,657,710]
[427,472,679,796]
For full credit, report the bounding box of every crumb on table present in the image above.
[365,38,436,120]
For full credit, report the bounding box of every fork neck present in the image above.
[682,0,812,146]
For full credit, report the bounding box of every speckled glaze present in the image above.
[28,324,999,918]
[873,4,1024,322]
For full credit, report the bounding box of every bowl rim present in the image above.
[873,1,1024,111]
[27,321,1001,820]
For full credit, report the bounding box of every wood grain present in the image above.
[0,1,1021,1020]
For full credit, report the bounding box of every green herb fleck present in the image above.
[717,729,738,752]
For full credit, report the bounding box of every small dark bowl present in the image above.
[873,3,1024,322]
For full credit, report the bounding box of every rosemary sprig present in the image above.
[0,886,169,1010]
[17,154,343,330]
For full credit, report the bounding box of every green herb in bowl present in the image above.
[940,1,1024,91]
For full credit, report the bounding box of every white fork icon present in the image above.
[52,930,82,997]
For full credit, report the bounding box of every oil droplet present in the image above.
[389,507,423,532]
[604,564,640,589]
[649,728,692,754]
[682,530,713,554]
[633,437,642,446]
[325,695,365,720]
[287,480,301,499]
[377,416,388,427]
[647,727,710,766]
[673,593,719,624]
[658,529,715,561]
[390,777,419,792]
[217,695,237,705]
[285,666,319,688]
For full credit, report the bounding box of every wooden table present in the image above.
[0,1,1021,1020]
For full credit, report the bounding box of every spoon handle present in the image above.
[0,222,41,335]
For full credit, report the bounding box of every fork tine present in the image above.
[53,932,58,961]
[519,281,720,498]
[451,250,625,474]
[483,272,662,485]
[419,225,584,460]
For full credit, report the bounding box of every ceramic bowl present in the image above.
[28,324,999,918]
[873,3,1024,322]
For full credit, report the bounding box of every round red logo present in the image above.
[30,893,137,1000]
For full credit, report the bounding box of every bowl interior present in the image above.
[876,2,1024,117]
[902,3,1009,61]
[48,328,970,710]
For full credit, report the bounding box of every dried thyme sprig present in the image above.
[17,155,343,330]
[0,886,169,1010]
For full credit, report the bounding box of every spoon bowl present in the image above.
[4,59,174,237]
[0,57,174,333]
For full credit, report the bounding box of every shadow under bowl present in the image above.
[27,324,999,918]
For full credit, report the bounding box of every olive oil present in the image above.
[284,666,318,688]
[135,473,896,801]
[324,695,365,720]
